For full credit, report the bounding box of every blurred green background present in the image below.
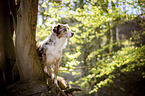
[36,0,145,95]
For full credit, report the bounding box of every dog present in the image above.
[37,24,74,85]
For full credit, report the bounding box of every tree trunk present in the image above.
[0,0,16,95]
[105,22,111,53]
[112,26,118,52]
[0,0,69,95]
[15,0,44,81]
[0,0,6,94]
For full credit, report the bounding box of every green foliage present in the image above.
[88,45,145,93]
[37,0,145,95]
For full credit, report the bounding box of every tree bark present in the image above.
[15,0,44,81]
[105,22,111,53]
[112,26,117,52]
[0,0,16,95]
[0,1,6,94]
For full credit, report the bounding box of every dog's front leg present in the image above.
[46,65,52,79]
[53,63,59,85]
[43,65,52,84]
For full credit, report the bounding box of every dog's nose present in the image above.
[71,33,74,37]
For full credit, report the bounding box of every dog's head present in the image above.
[53,24,74,39]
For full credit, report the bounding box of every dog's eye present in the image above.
[45,43,48,45]
[64,28,67,31]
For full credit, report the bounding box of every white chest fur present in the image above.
[41,33,67,65]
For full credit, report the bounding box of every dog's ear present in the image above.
[53,24,61,33]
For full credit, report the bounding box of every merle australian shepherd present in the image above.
[37,24,74,87]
